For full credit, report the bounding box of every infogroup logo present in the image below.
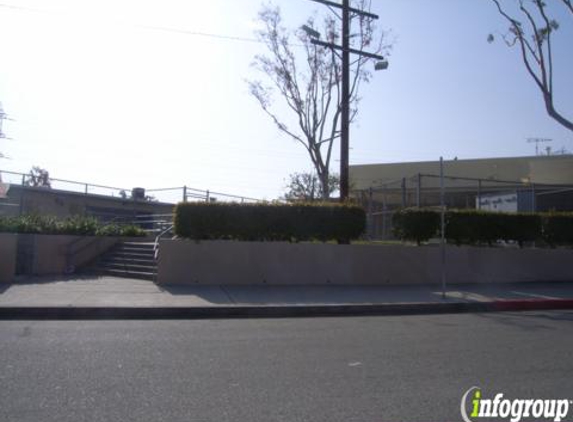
[461,387,572,422]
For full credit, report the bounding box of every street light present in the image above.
[301,24,321,40]
[375,60,389,71]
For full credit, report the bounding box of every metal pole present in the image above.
[183,185,187,203]
[477,180,482,210]
[382,185,387,239]
[367,188,373,239]
[206,190,210,203]
[416,173,421,208]
[440,157,446,299]
[401,177,406,208]
[85,183,88,195]
[531,183,536,212]
[339,0,350,202]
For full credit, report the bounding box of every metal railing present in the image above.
[0,169,130,198]
[146,186,261,204]
[1,169,263,205]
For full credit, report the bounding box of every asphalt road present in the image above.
[0,312,572,422]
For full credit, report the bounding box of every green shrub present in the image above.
[95,224,122,237]
[0,214,146,237]
[174,202,366,242]
[392,209,440,245]
[446,211,536,246]
[119,225,146,237]
[445,211,505,246]
[60,216,99,235]
[394,209,547,247]
[542,213,573,247]
[0,216,18,233]
[11,214,63,234]
[500,213,542,247]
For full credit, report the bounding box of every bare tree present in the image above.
[284,171,339,202]
[248,3,388,199]
[489,0,573,132]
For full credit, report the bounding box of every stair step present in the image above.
[96,268,156,280]
[81,241,158,281]
[99,262,157,272]
[122,242,155,246]
[116,245,155,252]
[110,251,155,259]
[117,246,154,252]
[101,257,156,265]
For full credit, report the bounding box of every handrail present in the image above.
[154,223,174,261]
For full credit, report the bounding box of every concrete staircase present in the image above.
[90,241,157,280]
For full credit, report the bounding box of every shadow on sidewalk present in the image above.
[474,309,573,332]
[158,284,234,305]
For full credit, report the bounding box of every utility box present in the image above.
[131,187,145,200]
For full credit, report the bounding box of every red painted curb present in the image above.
[492,299,573,312]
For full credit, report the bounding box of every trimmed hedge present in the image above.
[0,215,146,237]
[392,209,571,247]
[392,209,439,245]
[445,211,541,246]
[542,213,573,247]
[174,202,366,242]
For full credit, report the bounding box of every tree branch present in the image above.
[490,0,573,132]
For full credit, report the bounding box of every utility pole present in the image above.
[307,0,386,202]
[341,0,350,202]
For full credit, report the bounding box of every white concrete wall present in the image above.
[157,239,573,285]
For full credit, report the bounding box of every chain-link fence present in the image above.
[353,173,573,240]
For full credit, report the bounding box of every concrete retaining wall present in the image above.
[157,239,573,285]
[16,235,118,276]
[0,233,17,283]
[34,235,118,274]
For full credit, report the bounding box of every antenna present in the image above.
[527,137,552,156]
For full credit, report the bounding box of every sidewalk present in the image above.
[0,275,572,319]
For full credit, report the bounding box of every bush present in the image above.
[392,209,440,245]
[445,211,541,246]
[500,213,542,246]
[446,211,506,246]
[59,216,99,235]
[0,214,146,237]
[542,213,573,247]
[95,224,122,237]
[174,202,366,242]
[393,209,555,247]
[119,225,146,237]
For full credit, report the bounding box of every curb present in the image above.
[0,299,571,320]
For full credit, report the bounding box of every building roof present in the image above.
[350,155,573,190]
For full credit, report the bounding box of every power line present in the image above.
[135,23,261,44]
[0,2,263,45]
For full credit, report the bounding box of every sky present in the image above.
[0,0,572,201]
